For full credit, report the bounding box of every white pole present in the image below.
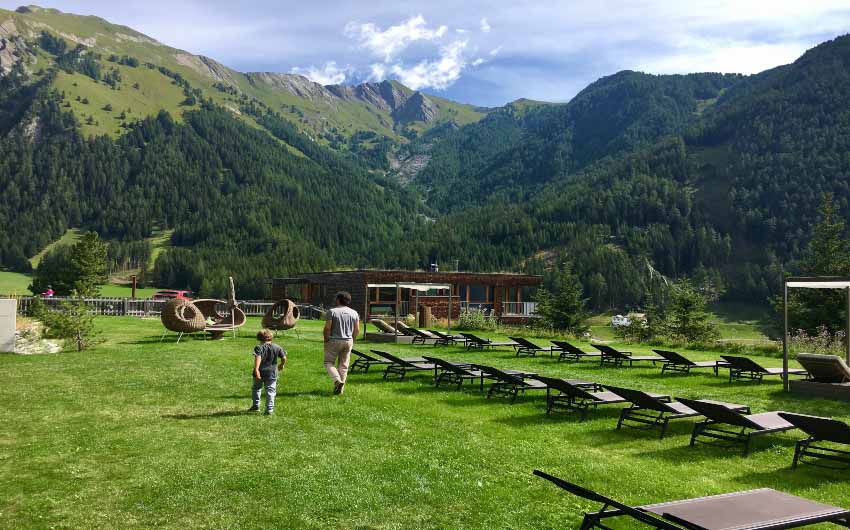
[846,287,850,364]
[783,282,789,392]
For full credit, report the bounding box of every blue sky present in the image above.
[4,1,850,106]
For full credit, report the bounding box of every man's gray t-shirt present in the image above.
[254,342,286,378]
[326,306,360,340]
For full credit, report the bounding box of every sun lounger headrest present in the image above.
[796,353,850,383]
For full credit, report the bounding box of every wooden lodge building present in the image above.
[271,270,543,323]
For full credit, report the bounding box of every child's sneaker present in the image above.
[247,405,260,412]
[263,410,273,416]
[333,381,343,395]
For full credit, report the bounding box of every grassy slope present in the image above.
[0,317,845,529]
[53,66,191,137]
[28,228,81,268]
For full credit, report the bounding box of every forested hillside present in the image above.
[3,5,850,308]
[405,36,850,308]
[0,67,426,298]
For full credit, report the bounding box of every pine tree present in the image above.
[534,263,589,334]
[665,279,718,344]
[70,232,109,297]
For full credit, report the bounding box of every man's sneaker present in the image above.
[338,382,345,395]
[247,405,260,412]
[333,381,343,395]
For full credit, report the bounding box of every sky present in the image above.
[3,1,850,106]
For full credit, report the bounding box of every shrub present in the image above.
[32,297,103,352]
[457,308,497,331]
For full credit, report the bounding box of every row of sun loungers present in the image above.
[351,350,850,465]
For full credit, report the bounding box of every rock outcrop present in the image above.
[245,72,337,104]
[175,53,241,86]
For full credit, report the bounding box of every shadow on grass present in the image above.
[732,464,850,487]
[275,389,330,398]
[163,410,254,420]
[632,437,800,462]
[490,410,616,427]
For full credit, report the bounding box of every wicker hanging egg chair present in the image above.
[160,298,205,340]
[261,299,300,330]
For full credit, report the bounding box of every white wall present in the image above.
[0,299,16,353]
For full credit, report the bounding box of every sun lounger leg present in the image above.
[792,440,805,469]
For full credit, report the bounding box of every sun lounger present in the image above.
[476,365,547,402]
[604,385,749,438]
[405,327,442,345]
[369,318,402,335]
[721,355,808,382]
[351,349,395,372]
[509,337,562,357]
[654,349,728,375]
[368,349,427,364]
[778,412,850,469]
[460,333,517,350]
[533,469,850,530]
[592,344,663,367]
[428,330,471,346]
[532,375,628,419]
[551,340,601,362]
[423,356,492,390]
[677,397,797,454]
[371,350,436,380]
[796,353,850,383]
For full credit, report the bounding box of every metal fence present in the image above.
[502,301,538,317]
[6,296,324,319]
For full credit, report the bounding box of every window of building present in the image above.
[468,285,490,302]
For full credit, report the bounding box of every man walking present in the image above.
[323,291,360,395]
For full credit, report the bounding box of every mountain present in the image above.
[403,35,850,306]
[0,6,485,145]
[3,5,850,308]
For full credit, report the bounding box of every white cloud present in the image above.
[472,58,485,66]
[290,61,350,85]
[489,45,503,56]
[345,15,448,61]
[480,17,491,33]
[386,39,468,90]
[368,63,388,82]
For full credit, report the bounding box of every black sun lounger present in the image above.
[778,412,850,470]
[427,330,470,346]
[533,375,628,420]
[795,354,850,383]
[476,365,546,402]
[533,469,850,530]
[677,397,797,455]
[720,355,808,383]
[405,327,442,345]
[460,333,517,350]
[351,349,395,373]
[654,349,727,375]
[372,350,436,380]
[551,340,601,362]
[421,356,485,390]
[592,344,663,367]
[604,385,749,439]
[509,337,561,357]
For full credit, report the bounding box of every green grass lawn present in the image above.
[0,271,32,295]
[1,318,847,529]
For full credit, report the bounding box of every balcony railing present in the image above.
[502,301,538,317]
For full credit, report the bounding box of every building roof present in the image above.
[273,269,542,281]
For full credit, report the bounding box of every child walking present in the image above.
[250,329,286,415]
